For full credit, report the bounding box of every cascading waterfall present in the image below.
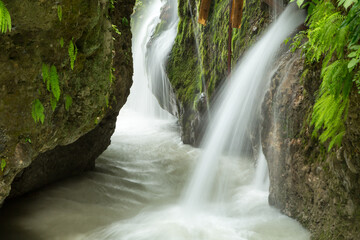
[125,0,174,119]
[146,0,179,117]
[0,2,311,240]
[182,4,305,209]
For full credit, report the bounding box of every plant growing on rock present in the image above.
[69,39,78,70]
[31,99,45,124]
[292,0,360,151]
[0,0,11,33]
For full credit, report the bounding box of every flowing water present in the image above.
[182,4,305,209]
[0,2,311,240]
[126,0,171,119]
[146,0,179,116]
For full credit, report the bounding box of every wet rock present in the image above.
[262,48,360,239]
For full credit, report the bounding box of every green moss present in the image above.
[168,0,267,107]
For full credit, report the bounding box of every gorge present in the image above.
[0,0,359,239]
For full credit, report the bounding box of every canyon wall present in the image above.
[0,0,134,204]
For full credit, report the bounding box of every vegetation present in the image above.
[64,94,73,111]
[31,99,45,124]
[293,0,360,151]
[42,64,61,102]
[0,0,11,33]
[0,159,6,172]
[68,39,78,70]
[57,5,63,22]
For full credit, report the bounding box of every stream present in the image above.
[0,1,311,239]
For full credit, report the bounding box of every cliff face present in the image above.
[0,0,134,204]
[167,0,272,145]
[169,0,360,238]
[262,49,360,239]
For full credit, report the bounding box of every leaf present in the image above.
[348,58,359,69]
[348,51,357,58]
[297,0,305,8]
[1,159,6,172]
[0,0,11,33]
[112,24,121,35]
[59,37,64,48]
[64,94,72,111]
[57,5,62,22]
[31,99,45,124]
[68,39,78,70]
[50,65,60,101]
[105,95,109,108]
[42,63,50,84]
[343,0,356,9]
[122,17,129,26]
[50,95,57,111]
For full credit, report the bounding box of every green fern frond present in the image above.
[0,0,11,33]
[42,63,50,84]
[296,0,360,151]
[59,37,64,48]
[68,39,78,70]
[1,158,6,172]
[311,92,349,151]
[50,65,60,101]
[320,60,352,97]
[338,0,357,9]
[57,5,62,22]
[50,95,57,111]
[341,1,360,44]
[32,99,45,124]
[64,94,72,111]
[112,24,121,35]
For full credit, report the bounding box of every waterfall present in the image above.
[182,4,305,209]
[146,0,179,117]
[126,0,176,119]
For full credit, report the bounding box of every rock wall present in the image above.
[167,0,273,145]
[0,0,134,204]
[262,49,360,239]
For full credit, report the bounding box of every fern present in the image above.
[64,94,72,111]
[50,65,60,101]
[68,39,78,70]
[57,6,62,22]
[105,95,109,108]
[0,0,11,33]
[338,0,357,9]
[122,17,129,26]
[1,158,6,172]
[355,72,360,93]
[109,68,115,83]
[42,63,50,85]
[112,24,121,35]
[293,0,360,151]
[320,60,353,98]
[32,99,45,124]
[342,1,360,45]
[59,37,64,48]
[311,92,349,151]
[50,95,57,111]
[110,0,116,10]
